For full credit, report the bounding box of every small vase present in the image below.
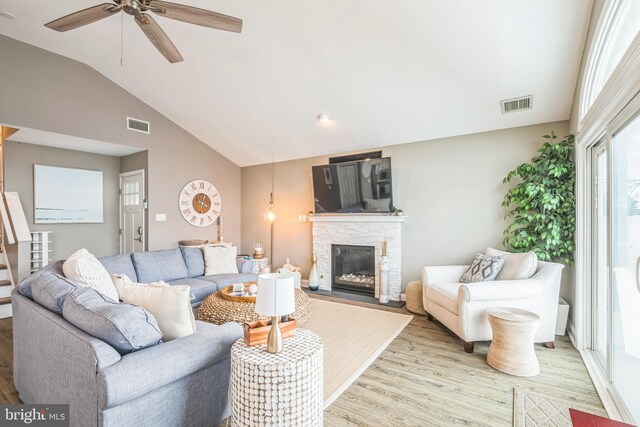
[309,253,320,291]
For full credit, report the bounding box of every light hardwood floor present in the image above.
[1,295,604,426]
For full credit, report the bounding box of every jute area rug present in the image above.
[513,388,608,427]
[302,298,413,408]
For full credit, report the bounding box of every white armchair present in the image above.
[421,261,564,353]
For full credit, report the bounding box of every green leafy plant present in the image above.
[502,131,576,264]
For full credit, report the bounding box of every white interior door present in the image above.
[120,170,145,254]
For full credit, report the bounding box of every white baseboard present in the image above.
[400,293,406,302]
[566,319,576,348]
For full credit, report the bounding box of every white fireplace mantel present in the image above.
[311,214,406,301]
[310,215,407,223]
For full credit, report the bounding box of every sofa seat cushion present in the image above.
[132,249,189,283]
[181,247,205,277]
[31,273,79,314]
[63,287,163,355]
[99,254,138,282]
[426,282,460,315]
[167,278,219,303]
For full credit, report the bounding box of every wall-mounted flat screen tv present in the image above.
[312,157,393,214]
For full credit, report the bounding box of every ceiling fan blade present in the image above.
[135,13,184,63]
[45,3,120,32]
[148,1,242,33]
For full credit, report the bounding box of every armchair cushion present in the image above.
[459,279,543,302]
[486,247,538,280]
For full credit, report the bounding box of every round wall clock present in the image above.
[179,179,221,227]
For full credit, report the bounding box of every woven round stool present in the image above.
[230,329,323,427]
[486,307,540,377]
[198,288,312,326]
[405,280,426,315]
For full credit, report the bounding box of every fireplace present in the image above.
[331,244,375,295]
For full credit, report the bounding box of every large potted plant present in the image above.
[502,131,576,264]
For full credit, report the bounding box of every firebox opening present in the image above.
[331,244,375,295]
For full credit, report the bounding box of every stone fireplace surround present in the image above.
[310,215,407,301]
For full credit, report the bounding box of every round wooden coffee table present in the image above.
[198,287,312,326]
[486,307,540,377]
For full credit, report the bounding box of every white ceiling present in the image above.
[0,1,592,166]
[6,126,144,156]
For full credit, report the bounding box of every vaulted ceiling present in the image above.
[0,1,592,166]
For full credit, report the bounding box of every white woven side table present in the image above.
[230,329,323,427]
[486,307,540,377]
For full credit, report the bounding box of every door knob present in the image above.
[136,236,143,243]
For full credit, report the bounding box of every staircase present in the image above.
[0,248,12,319]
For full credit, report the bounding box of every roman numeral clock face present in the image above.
[179,180,221,227]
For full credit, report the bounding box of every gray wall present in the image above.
[241,121,571,297]
[0,35,241,251]
[4,140,120,260]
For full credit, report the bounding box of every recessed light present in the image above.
[0,11,16,20]
[317,113,330,122]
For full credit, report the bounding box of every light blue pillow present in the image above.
[132,249,189,283]
[31,273,79,314]
[18,260,65,299]
[181,247,205,277]
[63,287,163,355]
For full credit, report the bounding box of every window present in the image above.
[580,0,640,122]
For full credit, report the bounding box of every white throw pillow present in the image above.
[486,247,538,280]
[115,281,196,341]
[204,246,239,275]
[63,248,119,301]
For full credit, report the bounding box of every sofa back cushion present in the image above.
[31,273,79,314]
[18,260,65,299]
[99,254,138,282]
[486,247,538,280]
[181,247,205,277]
[63,287,163,355]
[132,249,189,283]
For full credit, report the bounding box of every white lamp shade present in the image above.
[255,272,295,316]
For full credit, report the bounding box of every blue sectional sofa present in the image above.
[12,247,258,427]
[99,247,257,308]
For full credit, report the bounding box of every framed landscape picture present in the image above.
[34,164,104,224]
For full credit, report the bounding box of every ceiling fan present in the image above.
[45,0,242,63]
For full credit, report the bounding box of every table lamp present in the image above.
[256,272,295,353]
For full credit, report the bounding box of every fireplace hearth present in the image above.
[331,244,375,295]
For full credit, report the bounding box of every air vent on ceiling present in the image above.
[127,117,150,134]
[500,95,533,114]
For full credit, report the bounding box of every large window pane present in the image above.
[611,112,640,422]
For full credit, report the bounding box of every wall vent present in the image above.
[500,95,533,114]
[127,117,150,134]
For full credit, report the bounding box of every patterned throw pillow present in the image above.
[460,253,505,283]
